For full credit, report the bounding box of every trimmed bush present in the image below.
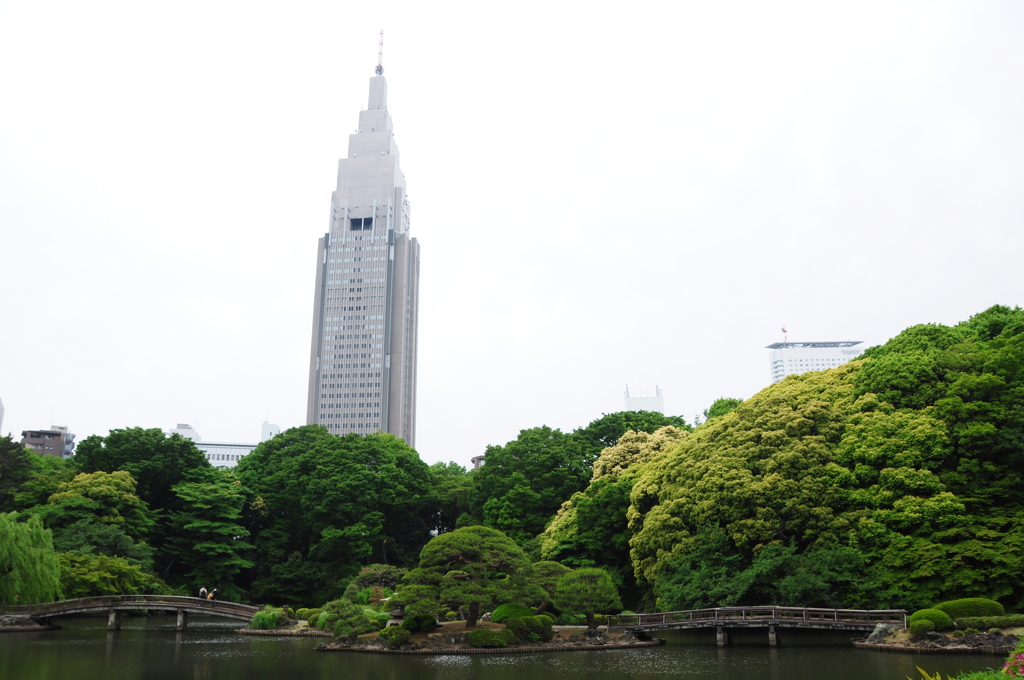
[556,613,586,626]
[910,619,936,637]
[249,610,286,629]
[500,628,517,645]
[956,615,1024,630]
[522,615,554,642]
[934,598,1004,620]
[295,608,309,619]
[304,608,323,623]
[503,617,528,641]
[537,612,557,624]
[909,609,953,631]
[468,628,510,648]
[378,626,411,648]
[400,613,438,633]
[491,603,533,623]
[316,612,330,630]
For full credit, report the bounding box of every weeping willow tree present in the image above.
[0,512,62,603]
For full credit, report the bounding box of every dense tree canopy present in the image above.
[552,567,622,629]
[627,305,1024,611]
[234,426,435,605]
[0,512,62,602]
[0,436,34,512]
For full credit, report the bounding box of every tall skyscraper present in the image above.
[306,68,420,446]
[766,341,864,383]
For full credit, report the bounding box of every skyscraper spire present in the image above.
[376,29,384,76]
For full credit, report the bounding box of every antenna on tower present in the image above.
[376,29,384,75]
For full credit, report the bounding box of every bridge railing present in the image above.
[1,595,264,617]
[608,606,907,628]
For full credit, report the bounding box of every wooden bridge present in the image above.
[1,595,264,631]
[607,606,907,646]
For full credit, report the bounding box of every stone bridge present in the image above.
[1,595,263,631]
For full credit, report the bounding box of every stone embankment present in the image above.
[854,623,1018,655]
[0,615,60,632]
[236,627,332,637]
[316,630,664,654]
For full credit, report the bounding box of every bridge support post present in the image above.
[716,626,731,647]
[768,624,779,647]
[107,609,122,631]
[176,610,189,632]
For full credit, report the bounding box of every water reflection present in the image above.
[0,617,1005,680]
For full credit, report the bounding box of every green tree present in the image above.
[12,453,75,510]
[234,426,436,605]
[0,512,62,602]
[164,476,254,600]
[0,436,34,512]
[552,567,622,630]
[429,461,474,534]
[58,552,160,598]
[531,560,571,610]
[703,397,743,421]
[396,525,543,627]
[573,411,689,451]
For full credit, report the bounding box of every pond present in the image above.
[0,616,1005,680]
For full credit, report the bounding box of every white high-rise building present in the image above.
[306,66,420,446]
[168,422,278,469]
[767,341,865,383]
[624,385,664,413]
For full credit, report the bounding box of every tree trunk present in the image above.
[586,612,596,631]
[536,601,549,614]
[466,602,480,628]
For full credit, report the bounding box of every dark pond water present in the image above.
[0,616,1006,680]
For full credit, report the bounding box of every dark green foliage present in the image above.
[909,609,953,631]
[934,598,1005,619]
[349,563,408,590]
[552,567,622,630]
[572,411,690,451]
[522,615,554,641]
[468,628,509,647]
[503,617,528,641]
[954,615,1024,629]
[703,397,743,421]
[378,626,411,647]
[500,628,517,645]
[235,426,435,604]
[249,610,286,629]
[400,613,438,633]
[430,462,474,534]
[910,619,936,637]
[395,525,544,627]
[491,602,533,623]
[0,436,35,512]
[317,598,377,639]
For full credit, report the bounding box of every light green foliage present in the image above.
[395,526,543,627]
[703,397,743,421]
[910,619,936,637]
[0,512,62,602]
[58,551,159,598]
[541,427,688,607]
[955,615,1024,629]
[909,609,953,631]
[317,598,378,639]
[552,567,622,630]
[304,608,323,622]
[934,598,1004,619]
[45,471,154,539]
[491,602,533,623]
[378,626,411,647]
[467,628,510,647]
[1004,640,1024,678]
[249,610,286,629]
[235,427,435,605]
[626,306,1024,611]
[164,476,254,599]
[12,453,75,511]
[531,561,572,605]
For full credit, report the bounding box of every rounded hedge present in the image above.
[910,619,936,637]
[249,610,285,629]
[491,603,533,623]
[522,615,554,642]
[304,608,323,623]
[503,617,528,641]
[934,598,1005,620]
[908,609,952,631]
[378,626,411,648]
[400,614,438,633]
[468,628,509,647]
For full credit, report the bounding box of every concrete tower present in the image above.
[306,70,420,446]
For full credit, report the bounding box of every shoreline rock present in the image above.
[315,638,666,654]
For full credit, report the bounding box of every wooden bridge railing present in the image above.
[607,606,907,628]
[1,595,263,618]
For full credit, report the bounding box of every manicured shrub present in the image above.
[503,617,528,641]
[909,609,953,631]
[952,630,965,638]
[295,608,309,619]
[955,615,1024,630]
[500,628,517,645]
[556,613,586,626]
[378,626,411,648]
[316,612,330,630]
[964,628,980,636]
[522,615,554,642]
[400,613,438,633]
[934,598,1004,620]
[491,603,533,623]
[249,610,285,629]
[910,619,936,637]
[304,608,323,623]
[468,628,509,648]
[537,612,556,624]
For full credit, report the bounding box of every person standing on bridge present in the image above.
[207,589,218,601]
[199,586,208,600]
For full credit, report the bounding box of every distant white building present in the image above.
[169,421,280,469]
[624,385,664,413]
[767,341,865,384]
[0,397,4,434]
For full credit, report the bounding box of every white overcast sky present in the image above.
[2,1,1022,466]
